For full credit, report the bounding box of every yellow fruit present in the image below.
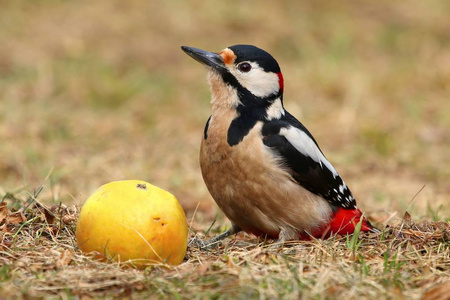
[76,180,188,268]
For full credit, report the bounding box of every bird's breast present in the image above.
[200,114,279,236]
[200,111,333,237]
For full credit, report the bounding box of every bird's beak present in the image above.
[181,46,226,71]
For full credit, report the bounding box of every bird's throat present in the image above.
[208,71,241,110]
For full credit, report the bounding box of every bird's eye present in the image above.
[238,62,252,73]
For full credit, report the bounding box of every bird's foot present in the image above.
[188,225,242,251]
[188,236,215,250]
[188,236,231,250]
[264,227,301,254]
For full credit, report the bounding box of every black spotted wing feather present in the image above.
[262,112,357,210]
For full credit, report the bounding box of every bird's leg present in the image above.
[204,225,241,247]
[269,227,298,252]
[189,224,241,250]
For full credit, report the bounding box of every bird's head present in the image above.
[182,45,284,111]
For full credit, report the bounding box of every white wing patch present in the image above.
[279,126,339,178]
[266,98,285,120]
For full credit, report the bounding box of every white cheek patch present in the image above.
[279,126,339,178]
[231,63,280,98]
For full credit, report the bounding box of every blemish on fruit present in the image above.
[136,183,147,190]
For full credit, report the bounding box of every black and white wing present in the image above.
[262,112,357,209]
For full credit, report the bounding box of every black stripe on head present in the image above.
[220,70,282,107]
[216,45,283,104]
[228,45,281,73]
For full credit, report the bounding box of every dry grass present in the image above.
[1,0,449,298]
[0,192,449,299]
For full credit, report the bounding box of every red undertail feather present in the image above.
[311,208,374,238]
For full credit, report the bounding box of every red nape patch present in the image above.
[311,208,373,238]
[277,72,284,92]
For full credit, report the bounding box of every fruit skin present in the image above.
[76,180,188,268]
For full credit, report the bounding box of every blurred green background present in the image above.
[0,0,449,221]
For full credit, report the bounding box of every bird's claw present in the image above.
[188,237,220,251]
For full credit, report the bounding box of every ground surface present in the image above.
[1,0,449,299]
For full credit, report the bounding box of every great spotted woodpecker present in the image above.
[182,45,378,246]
